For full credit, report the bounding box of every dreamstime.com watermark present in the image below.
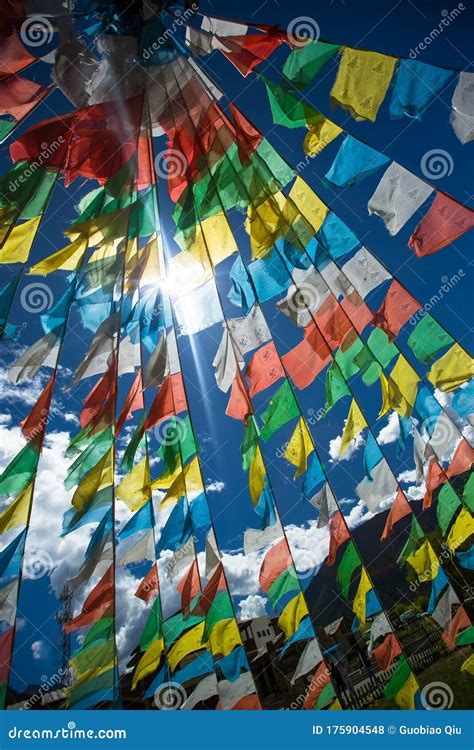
[409,270,465,325]
[22,668,67,710]
[142,3,198,61]
[8,723,126,741]
[409,4,466,59]
[8,138,65,192]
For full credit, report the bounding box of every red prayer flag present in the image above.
[372,633,402,671]
[64,566,114,633]
[372,280,421,341]
[0,75,49,121]
[340,291,373,345]
[246,342,284,397]
[282,322,331,389]
[446,438,474,479]
[144,373,187,430]
[177,559,201,617]
[135,563,159,603]
[192,563,226,617]
[442,605,471,650]
[229,102,263,164]
[0,626,14,683]
[80,359,117,430]
[20,374,55,441]
[229,693,262,710]
[422,456,445,510]
[303,660,330,710]
[327,511,350,566]
[115,369,143,435]
[225,367,253,425]
[259,538,291,592]
[381,488,412,541]
[409,193,474,257]
[220,32,283,77]
[0,30,36,76]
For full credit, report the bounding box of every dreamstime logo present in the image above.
[154,681,187,710]
[420,149,454,180]
[141,3,198,59]
[155,149,187,180]
[9,138,65,192]
[20,283,54,314]
[154,416,188,447]
[288,666,330,710]
[287,16,320,47]
[409,269,464,325]
[23,548,53,580]
[307,405,331,424]
[287,283,321,315]
[20,16,54,47]
[421,681,454,710]
[409,541,458,592]
[409,4,466,59]
[23,667,66,710]
[422,414,453,447]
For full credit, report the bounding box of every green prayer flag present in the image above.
[260,382,300,442]
[335,338,365,380]
[366,328,398,369]
[0,682,6,711]
[0,161,57,219]
[163,606,203,650]
[262,76,325,129]
[436,483,461,535]
[120,416,146,474]
[315,681,337,709]
[139,597,163,651]
[240,416,259,471]
[65,427,114,491]
[462,474,474,513]
[68,665,115,706]
[203,590,234,641]
[267,567,299,607]
[383,655,411,700]
[325,362,350,410]
[354,345,381,386]
[397,516,425,565]
[282,40,340,89]
[71,639,115,677]
[0,118,16,142]
[0,440,40,497]
[82,617,114,650]
[456,625,474,647]
[407,315,454,364]
[336,540,361,599]
[157,415,196,474]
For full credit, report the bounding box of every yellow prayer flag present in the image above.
[352,568,372,627]
[245,192,287,260]
[427,344,474,393]
[285,176,328,239]
[0,216,41,264]
[303,119,342,157]
[0,482,32,534]
[132,638,164,690]
[249,445,266,507]
[339,399,367,457]
[284,417,314,478]
[328,698,342,710]
[394,672,418,710]
[447,507,474,553]
[66,206,131,246]
[151,458,182,491]
[116,455,151,512]
[28,238,88,275]
[72,448,113,512]
[277,592,309,640]
[159,456,203,510]
[389,355,420,417]
[167,622,206,672]
[67,659,116,694]
[405,540,439,581]
[184,213,237,268]
[207,618,241,659]
[461,654,474,676]
[330,48,397,122]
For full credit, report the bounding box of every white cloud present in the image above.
[206,480,225,493]
[31,640,46,660]
[238,594,267,620]
[376,411,401,446]
[329,431,364,462]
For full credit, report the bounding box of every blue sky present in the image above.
[0,0,472,693]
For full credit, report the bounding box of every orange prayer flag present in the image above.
[230,693,262,710]
[327,511,350,566]
[0,31,36,77]
[144,373,187,430]
[246,342,284,397]
[193,562,226,616]
[443,605,471,650]
[225,368,253,425]
[20,373,55,441]
[64,566,114,633]
[303,660,330,710]
[373,280,421,341]
[372,633,402,671]
[178,560,201,617]
[282,323,331,389]
[80,358,117,430]
[409,193,474,257]
[446,438,474,479]
[259,538,291,592]
[135,563,159,603]
[381,488,412,541]
[423,456,445,510]
[116,369,143,435]
[340,291,373,342]
[0,76,49,121]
